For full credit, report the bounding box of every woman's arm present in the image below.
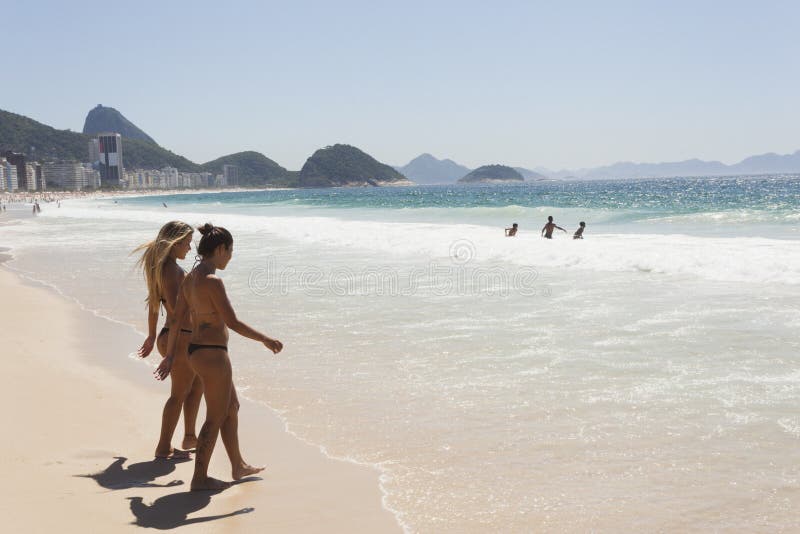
[208,276,282,354]
[154,285,190,380]
[136,302,159,358]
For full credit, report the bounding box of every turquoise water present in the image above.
[119,176,800,214]
[115,176,800,238]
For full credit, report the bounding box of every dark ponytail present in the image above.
[197,223,233,258]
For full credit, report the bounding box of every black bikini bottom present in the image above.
[188,343,228,355]
[159,327,193,337]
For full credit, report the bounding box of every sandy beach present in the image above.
[0,265,401,532]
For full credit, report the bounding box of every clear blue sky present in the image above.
[5,0,799,170]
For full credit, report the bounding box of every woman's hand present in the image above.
[154,356,174,381]
[263,337,283,354]
[137,335,156,358]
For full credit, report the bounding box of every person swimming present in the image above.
[134,221,203,459]
[505,223,518,237]
[541,216,566,239]
[573,221,586,239]
[156,223,283,490]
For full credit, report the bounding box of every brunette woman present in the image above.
[157,223,282,490]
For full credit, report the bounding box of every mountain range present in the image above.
[533,152,800,180]
[396,151,800,182]
[0,107,407,188]
[3,104,798,188]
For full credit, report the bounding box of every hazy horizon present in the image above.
[5,1,799,171]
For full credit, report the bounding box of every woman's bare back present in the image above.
[183,268,229,347]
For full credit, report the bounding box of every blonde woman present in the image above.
[135,221,203,459]
[156,223,282,490]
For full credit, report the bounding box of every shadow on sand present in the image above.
[76,456,189,490]
[127,478,260,529]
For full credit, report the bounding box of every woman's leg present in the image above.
[181,372,203,450]
[154,333,194,458]
[189,348,232,490]
[219,385,265,480]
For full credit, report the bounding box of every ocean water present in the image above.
[3,176,800,532]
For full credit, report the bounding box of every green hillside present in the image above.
[0,109,411,189]
[201,151,295,187]
[299,144,407,187]
[0,108,198,171]
[0,109,88,162]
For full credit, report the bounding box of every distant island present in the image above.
[299,144,409,187]
[395,154,550,184]
[458,165,524,184]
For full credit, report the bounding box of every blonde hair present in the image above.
[134,221,194,308]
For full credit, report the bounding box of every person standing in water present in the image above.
[541,216,566,239]
[135,221,204,459]
[505,223,518,237]
[156,223,283,490]
[573,221,586,239]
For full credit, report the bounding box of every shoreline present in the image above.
[1,181,419,205]
[0,261,403,532]
[0,186,283,205]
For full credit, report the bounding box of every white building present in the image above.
[88,139,100,164]
[111,167,221,190]
[2,159,18,191]
[188,172,213,188]
[161,166,179,188]
[43,162,88,191]
[82,164,101,189]
[35,163,46,191]
[25,163,37,191]
[222,164,239,186]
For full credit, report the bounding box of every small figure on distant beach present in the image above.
[541,216,566,239]
[505,223,518,237]
[156,223,283,490]
[573,221,586,239]
[163,202,168,208]
[134,221,203,459]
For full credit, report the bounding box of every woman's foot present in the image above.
[233,463,265,480]
[155,447,191,460]
[190,476,231,491]
[181,435,198,450]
